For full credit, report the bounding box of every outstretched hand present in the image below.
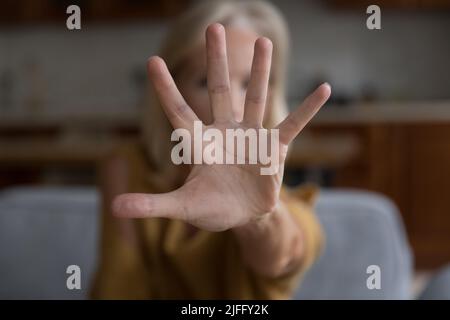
[112,24,331,232]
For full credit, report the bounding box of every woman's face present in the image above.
[176,27,262,125]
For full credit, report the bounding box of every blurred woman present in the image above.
[91,0,330,299]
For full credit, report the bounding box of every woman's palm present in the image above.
[113,24,330,231]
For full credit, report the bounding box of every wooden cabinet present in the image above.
[407,125,450,267]
[86,0,190,21]
[329,0,450,10]
[0,0,190,25]
[308,122,450,269]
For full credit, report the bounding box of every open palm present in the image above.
[112,24,331,231]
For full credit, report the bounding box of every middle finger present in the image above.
[206,23,234,123]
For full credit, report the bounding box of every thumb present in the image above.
[112,191,186,219]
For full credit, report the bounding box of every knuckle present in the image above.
[282,116,298,134]
[174,102,190,116]
[246,94,265,105]
[210,84,230,94]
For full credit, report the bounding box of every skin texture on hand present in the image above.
[112,23,331,277]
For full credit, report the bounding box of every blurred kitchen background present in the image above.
[1,0,450,275]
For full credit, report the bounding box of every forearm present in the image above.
[232,199,305,278]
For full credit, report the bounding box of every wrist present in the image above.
[232,201,284,237]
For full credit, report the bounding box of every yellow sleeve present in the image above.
[284,184,325,275]
[89,142,153,299]
[241,185,325,299]
[89,207,154,299]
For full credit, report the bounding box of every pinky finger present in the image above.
[276,83,331,145]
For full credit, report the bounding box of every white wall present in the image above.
[277,0,450,102]
[0,0,449,117]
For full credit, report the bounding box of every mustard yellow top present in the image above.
[90,142,324,299]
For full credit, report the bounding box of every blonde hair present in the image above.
[140,0,290,190]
